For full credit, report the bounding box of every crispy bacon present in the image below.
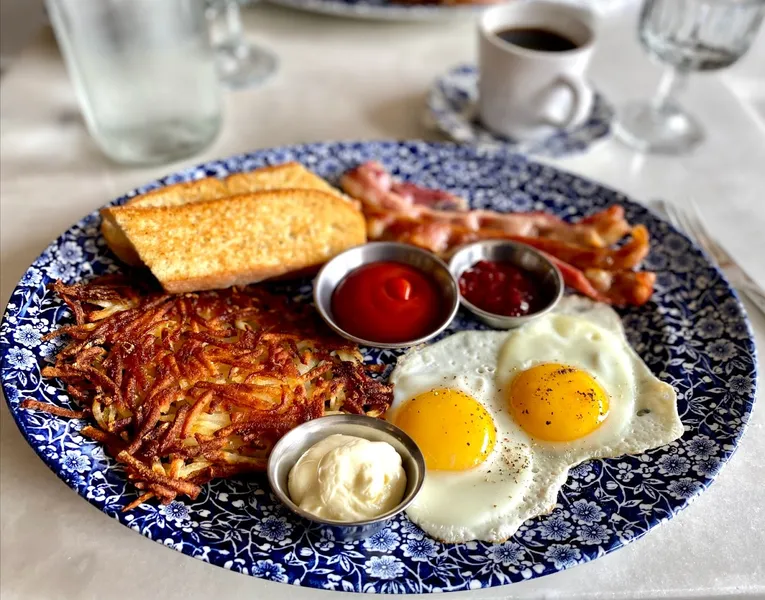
[495,225,650,272]
[341,161,631,248]
[579,205,635,247]
[340,160,469,212]
[25,276,393,509]
[341,162,655,306]
[584,270,657,307]
[544,256,608,303]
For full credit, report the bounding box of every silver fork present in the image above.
[651,198,765,319]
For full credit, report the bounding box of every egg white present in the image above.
[388,296,683,543]
[389,334,534,543]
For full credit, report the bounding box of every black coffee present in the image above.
[494,27,578,52]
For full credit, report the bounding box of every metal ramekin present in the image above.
[313,242,459,349]
[448,240,563,329]
[267,414,425,542]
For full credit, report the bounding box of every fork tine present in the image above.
[665,201,698,244]
[741,285,765,320]
[668,200,725,266]
[743,283,765,305]
[660,201,688,238]
[676,203,702,242]
[655,199,765,321]
[687,199,731,265]
[660,200,724,265]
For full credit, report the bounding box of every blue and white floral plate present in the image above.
[428,65,614,158]
[267,0,487,22]
[0,141,757,593]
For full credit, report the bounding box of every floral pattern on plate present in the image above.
[0,141,757,593]
[428,64,614,158]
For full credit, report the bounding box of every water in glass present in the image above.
[47,0,223,165]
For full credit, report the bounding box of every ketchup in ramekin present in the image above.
[331,261,444,344]
[458,260,544,317]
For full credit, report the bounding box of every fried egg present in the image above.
[388,296,683,543]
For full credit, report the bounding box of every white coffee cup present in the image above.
[478,1,595,141]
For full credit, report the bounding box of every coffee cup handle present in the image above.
[551,75,592,130]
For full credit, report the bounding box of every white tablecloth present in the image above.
[1,3,764,599]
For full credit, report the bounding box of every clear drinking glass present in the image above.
[615,0,765,154]
[46,0,223,166]
[206,0,277,89]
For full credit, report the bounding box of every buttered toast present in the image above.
[100,189,366,294]
[123,162,346,210]
[102,162,349,265]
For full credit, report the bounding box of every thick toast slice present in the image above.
[126,162,344,209]
[100,189,366,294]
[103,163,346,265]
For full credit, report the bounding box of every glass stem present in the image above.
[651,67,688,113]
[225,0,245,48]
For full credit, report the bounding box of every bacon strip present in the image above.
[584,270,656,307]
[544,256,608,303]
[389,181,469,211]
[340,160,468,212]
[498,225,650,272]
[579,205,635,246]
[341,161,631,248]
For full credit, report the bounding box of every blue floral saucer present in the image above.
[427,64,614,158]
[0,141,756,593]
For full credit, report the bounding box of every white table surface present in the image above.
[1,3,764,599]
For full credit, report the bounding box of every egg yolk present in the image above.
[394,389,496,471]
[508,363,609,442]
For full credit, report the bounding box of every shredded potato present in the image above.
[22,275,392,509]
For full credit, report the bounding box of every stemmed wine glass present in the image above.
[206,0,277,89]
[614,0,765,154]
